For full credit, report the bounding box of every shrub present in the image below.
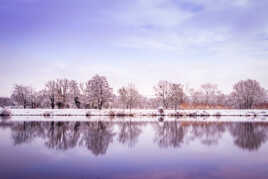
[169,112,184,117]
[151,113,158,117]
[85,111,92,117]
[116,112,126,117]
[127,113,134,117]
[0,108,11,116]
[200,111,210,117]
[158,107,164,115]
[108,111,116,117]
[188,112,198,117]
[0,109,11,120]
[43,111,52,118]
[214,112,221,117]
[116,112,134,117]
[108,111,135,117]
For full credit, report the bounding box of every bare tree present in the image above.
[11,84,31,108]
[55,79,70,108]
[28,88,44,108]
[189,89,204,107]
[28,88,45,108]
[45,80,57,109]
[85,74,113,109]
[201,83,219,108]
[69,80,81,108]
[231,79,266,109]
[215,92,228,107]
[188,84,226,108]
[78,82,88,108]
[169,83,184,111]
[154,80,171,109]
[118,87,128,109]
[118,84,140,111]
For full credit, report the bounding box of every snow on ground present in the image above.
[3,115,268,122]
[1,108,268,117]
[1,108,268,122]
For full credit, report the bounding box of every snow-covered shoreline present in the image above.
[3,115,267,122]
[1,108,268,117]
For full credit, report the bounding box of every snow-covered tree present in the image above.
[201,83,219,107]
[55,79,70,108]
[78,82,90,108]
[214,92,230,108]
[45,80,57,109]
[28,88,39,108]
[28,89,49,108]
[188,85,228,108]
[85,75,113,109]
[231,79,266,109]
[69,80,81,108]
[118,87,128,108]
[36,90,50,108]
[118,84,141,111]
[11,84,31,108]
[189,89,202,107]
[169,83,184,111]
[154,80,171,109]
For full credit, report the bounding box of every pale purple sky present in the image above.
[1,0,268,97]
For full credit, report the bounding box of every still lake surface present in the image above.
[1,117,268,179]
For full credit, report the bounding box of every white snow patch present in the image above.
[5,108,268,117]
[1,108,267,122]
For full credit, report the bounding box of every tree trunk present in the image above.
[23,100,26,109]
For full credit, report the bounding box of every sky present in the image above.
[0,0,268,97]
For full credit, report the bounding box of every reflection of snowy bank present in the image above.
[2,121,268,154]
[4,115,268,122]
[1,108,268,118]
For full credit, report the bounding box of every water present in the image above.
[1,118,268,179]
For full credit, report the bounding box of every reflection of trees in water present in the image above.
[153,121,188,148]
[117,121,142,148]
[229,123,268,151]
[189,122,225,146]
[79,121,115,156]
[0,121,13,129]
[45,122,81,150]
[153,122,228,148]
[11,122,46,145]
[7,121,115,156]
[3,120,268,153]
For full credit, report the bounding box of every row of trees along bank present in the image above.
[8,75,268,110]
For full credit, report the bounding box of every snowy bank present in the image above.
[3,116,268,122]
[3,108,268,117]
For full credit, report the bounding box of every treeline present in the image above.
[6,74,268,109]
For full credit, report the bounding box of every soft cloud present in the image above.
[109,0,193,28]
